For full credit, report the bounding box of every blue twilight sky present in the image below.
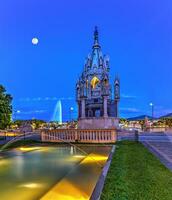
[0,0,172,121]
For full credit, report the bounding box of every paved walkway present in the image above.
[0,140,9,145]
[142,141,172,171]
[139,133,172,142]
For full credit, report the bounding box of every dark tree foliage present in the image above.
[161,118,172,128]
[0,85,12,129]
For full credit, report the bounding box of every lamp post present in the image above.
[13,110,21,121]
[69,107,74,121]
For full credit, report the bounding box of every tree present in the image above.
[138,120,145,130]
[11,119,46,130]
[119,118,129,125]
[0,85,12,129]
[162,118,172,128]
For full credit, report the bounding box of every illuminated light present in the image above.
[4,133,18,137]
[149,102,153,106]
[86,80,89,88]
[70,107,74,111]
[19,147,41,152]
[91,76,100,89]
[73,155,85,158]
[19,183,43,189]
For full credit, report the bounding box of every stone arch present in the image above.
[88,109,93,117]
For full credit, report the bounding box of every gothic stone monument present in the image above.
[76,27,120,129]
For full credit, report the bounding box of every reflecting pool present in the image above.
[0,145,111,200]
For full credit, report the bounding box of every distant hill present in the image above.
[127,113,172,121]
[127,115,154,121]
[160,113,172,118]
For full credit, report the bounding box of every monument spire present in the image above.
[76,27,120,129]
[93,26,100,48]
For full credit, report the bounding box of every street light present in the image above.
[13,110,21,121]
[69,107,74,121]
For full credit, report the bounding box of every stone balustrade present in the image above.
[41,129,117,143]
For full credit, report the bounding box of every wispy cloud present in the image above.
[17,97,75,102]
[17,95,137,102]
[121,94,137,99]
[120,107,140,113]
[15,110,47,115]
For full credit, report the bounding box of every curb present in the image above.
[90,145,116,200]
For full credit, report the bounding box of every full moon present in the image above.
[32,37,39,45]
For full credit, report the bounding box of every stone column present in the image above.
[103,96,108,117]
[78,101,81,118]
[81,98,86,118]
[115,100,119,118]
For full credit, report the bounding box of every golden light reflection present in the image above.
[0,146,111,200]
[84,154,107,163]
[41,179,88,200]
[73,155,85,158]
[41,153,108,200]
[18,183,43,189]
[19,147,41,152]
[0,159,10,166]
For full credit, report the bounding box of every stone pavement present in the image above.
[139,132,172,142]
[0,140,9,145]
[142,141,172,171]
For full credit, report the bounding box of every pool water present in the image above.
[0,145,111,200]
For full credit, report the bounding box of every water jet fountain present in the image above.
[51,100,62,123]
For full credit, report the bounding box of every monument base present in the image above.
[78,117,119,129]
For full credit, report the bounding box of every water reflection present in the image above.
[0,145,111,200]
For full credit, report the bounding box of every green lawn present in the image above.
[101,141,172,200]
